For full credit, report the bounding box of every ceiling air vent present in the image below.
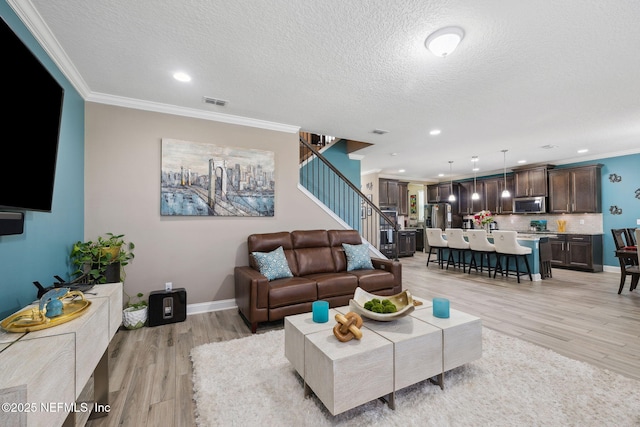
[203,96,228,106]
[372,129,389,135]
[540,144,559,149]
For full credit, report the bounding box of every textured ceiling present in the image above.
[9,0,640,182]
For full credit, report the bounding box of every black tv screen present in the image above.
[1,17,64,212]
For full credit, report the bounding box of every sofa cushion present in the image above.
[251,246,294,281]
[295,247,336,276]
[305,272,359,299]
[342,243,374,271]
[348,269,395,293]
[292,230,336,275]
[268,277,317,308]
[248,232,298,276]
[328,230,362,271]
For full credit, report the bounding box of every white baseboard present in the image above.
[185,265,622,315]
[187,298,237,315]
[603,265,620,273]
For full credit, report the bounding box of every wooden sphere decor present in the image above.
[333,312,363,342]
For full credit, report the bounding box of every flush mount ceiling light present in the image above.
[448,161,456,202]
[173,71,191,82]
[501,149,511,198]
[425,26,465,57]
[471,156,480,201]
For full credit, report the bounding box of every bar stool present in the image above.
[426,228,448,269]
[492,231,532,283]
[445,228,470,272]
[539,237,553,279]
[467,229,495,277]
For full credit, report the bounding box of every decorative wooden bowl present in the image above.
[349,287,415,321]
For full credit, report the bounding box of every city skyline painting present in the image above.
[161,138,275,216]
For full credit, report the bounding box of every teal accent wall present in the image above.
[557,153,640,266]
[0,3,85,318]
[321,140,362,189]
[300,140,362,229]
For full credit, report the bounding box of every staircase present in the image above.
[299,134,398,260]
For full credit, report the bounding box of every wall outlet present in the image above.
[579,219,584,225]
[165,282,172,292]
[637,218,640,225]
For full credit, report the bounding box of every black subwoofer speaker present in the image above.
[0,211,24,236]
[148,288,187,327]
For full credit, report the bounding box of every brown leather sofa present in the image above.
[234,229,402,333]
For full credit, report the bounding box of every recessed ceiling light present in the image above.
[398,169,406,173]
[471,156,479,162]
[472,167,479,172]
[517,160,527,164]
[391,152,398,156]
[173,72,191,82]
[578,149,589,153]
[429,129,441,136]
[438,173,444,177]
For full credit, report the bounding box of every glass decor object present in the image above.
[433,297,450,319]
[312,300,329,323]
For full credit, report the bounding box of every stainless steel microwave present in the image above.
[513,197,546,214]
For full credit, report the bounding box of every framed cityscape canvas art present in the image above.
[161,138,275,216]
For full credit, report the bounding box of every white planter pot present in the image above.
[122,306,148,330]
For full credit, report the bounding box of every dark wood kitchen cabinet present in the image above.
[513,165,552,197]
[548,164,602,213]
[549,234,603,272]
[427,183,460,203]
[397,181,409,216]
[379,178,398,207]
[482,175,514,214]
[397,230,416,257]
[458,180,483,215]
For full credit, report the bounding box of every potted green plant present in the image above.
[122,292,148,330]
[70,233,135,284]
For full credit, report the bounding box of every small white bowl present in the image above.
[349,287,415,321]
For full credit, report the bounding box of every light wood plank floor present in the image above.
[86,252,640,426]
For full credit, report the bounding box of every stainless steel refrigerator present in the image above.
[424,203,452,230]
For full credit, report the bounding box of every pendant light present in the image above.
[501,149,511,198]
[448,161,456,202]
[471,156,480,200]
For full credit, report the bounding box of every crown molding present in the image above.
[8,0,92,98]
[88,92,300,133]
[8,1,299,134]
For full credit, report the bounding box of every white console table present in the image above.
[0,282,122,427]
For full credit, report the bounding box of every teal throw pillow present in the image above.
[251,246,294,281]
[342,243,374,271]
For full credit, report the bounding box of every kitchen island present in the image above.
[437,232,550,281]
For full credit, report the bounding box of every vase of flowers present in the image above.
[474,210,494,233]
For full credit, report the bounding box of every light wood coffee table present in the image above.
[284,299,482,416]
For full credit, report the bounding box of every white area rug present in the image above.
[191,328,640,427]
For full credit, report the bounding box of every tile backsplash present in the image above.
[492,213,603,234]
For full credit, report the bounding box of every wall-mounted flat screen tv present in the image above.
[1,17,64,212]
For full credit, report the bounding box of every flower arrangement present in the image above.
[474,210,494,227]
